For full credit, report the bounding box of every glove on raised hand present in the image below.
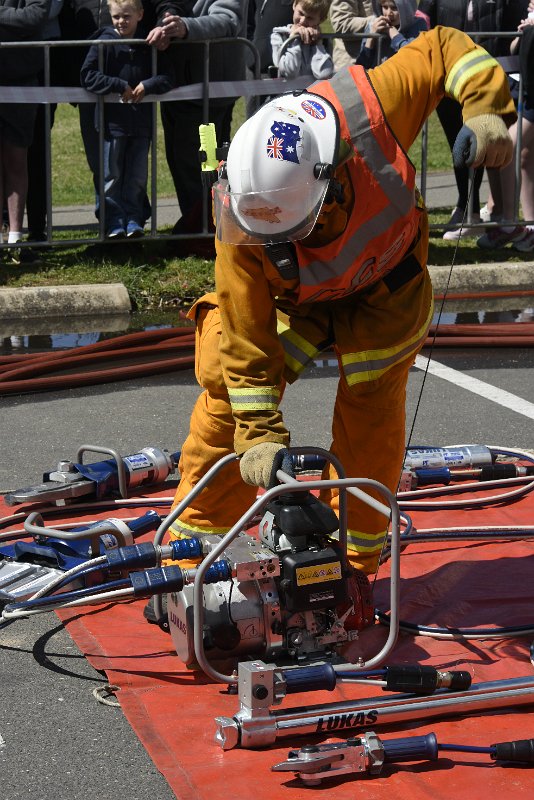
[452,114,513,170]
[239,442,287,488]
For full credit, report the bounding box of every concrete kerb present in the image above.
[0,283,131,320]
[1,263,533,322]
[428,261,534,295]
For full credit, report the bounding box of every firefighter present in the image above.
[168,26,515,576]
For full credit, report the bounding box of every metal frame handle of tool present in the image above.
[76,444,131,499]
[23,512,133,559]
[153,446,401,685]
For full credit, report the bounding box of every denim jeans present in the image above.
[103,135,151,233]
[78,103,100,218]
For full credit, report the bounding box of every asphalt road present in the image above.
[1,340,534,799]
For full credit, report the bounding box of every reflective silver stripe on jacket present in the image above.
[445,50,500,100]
[301,70,416,289]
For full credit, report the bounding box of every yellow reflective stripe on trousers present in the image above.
[227,386,280,411]
[347,528,386,554]
[445,49,500,100]
[277,318,320,375]
[169,520,229,537]
[341,298,433,387]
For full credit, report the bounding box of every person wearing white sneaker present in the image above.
[479,2,534,251]
[418,0,517,242]
[0,0,49,258]
[442,206,484,240]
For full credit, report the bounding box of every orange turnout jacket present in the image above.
[171,26,515,573]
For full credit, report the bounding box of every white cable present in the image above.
[395,524,534,535]
[92,685,121,707]
[398,474,532,500]
[0,495,174,521]
[29,554,109,600]
[399,476,534,509]
[1,586,135,619]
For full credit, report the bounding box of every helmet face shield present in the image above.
[213,179,329,245]
[215,92,339,245]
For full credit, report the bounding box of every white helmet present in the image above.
[213,92,340,245]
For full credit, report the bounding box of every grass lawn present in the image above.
[1,99,530,311]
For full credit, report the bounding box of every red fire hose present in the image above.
[1,319,533,396]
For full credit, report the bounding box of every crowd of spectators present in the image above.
[0,0,532,262]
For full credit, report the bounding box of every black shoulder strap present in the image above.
[264,242,300,281]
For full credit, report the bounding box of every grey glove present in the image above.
[452,114,513,169]
[239,442,287,488]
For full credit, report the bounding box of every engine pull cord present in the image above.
[405,180,474,456]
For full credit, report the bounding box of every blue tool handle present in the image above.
[414,467,451,486]
[283,663,337,694]
[383,733,439,763]
[126,510,162,535]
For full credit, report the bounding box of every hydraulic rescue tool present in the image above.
[284,445,534,491]
[272,732,534,784]
[0,510,162,604]
[399,444,534,490]
[155,446,402,682]
[215,672,534,750]
[218,660,471,709]
[5,445,179,506]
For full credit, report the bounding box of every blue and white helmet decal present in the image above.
[300,98,327,120]
[267,120,301,163]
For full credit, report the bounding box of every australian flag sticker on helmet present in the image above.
[301,99,326,120]
[267,120,301,163]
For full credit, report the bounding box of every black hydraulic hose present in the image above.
[376,610,534,640]
[8,576,129,611]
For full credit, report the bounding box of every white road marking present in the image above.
[415,355,534,421]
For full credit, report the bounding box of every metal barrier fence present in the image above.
[0,29,527,252]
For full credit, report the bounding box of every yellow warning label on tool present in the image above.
[296,562,342,586]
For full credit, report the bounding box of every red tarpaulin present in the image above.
[3,482,534,799]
